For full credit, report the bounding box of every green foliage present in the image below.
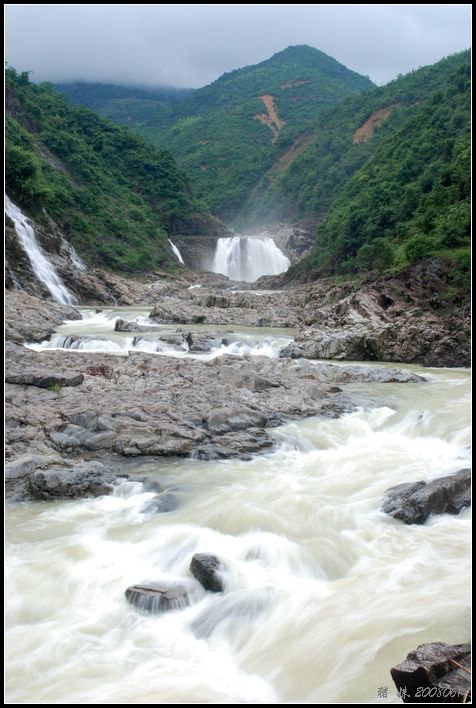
[54,45,375,220]
[5,69,220,272]
[357,238,394,271]
[305,56,470,276]
[48,383,62,393]
[405,235,437,263]
[245,50,470,226]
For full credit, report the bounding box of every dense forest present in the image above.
[244,52,470,223]
[6,68,222,272]
[298,56,470,281]
[55,46,375,219]
[11,46,471,282]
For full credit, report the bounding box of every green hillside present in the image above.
[55,46,375,219]
[245,51,470,226]
[53,82,193,132]
[294,55,470,279]
[6,68,223,272]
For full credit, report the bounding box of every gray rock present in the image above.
[310,362,424,384]
[114,318,163,333]
[125,582,197,613]
[390,642,471,703]
[5,369,84,388]
[140,491,179,514]
[28,461,121,499]
[5,289,81,344]
[190,553,224,592]
[5,453,63,500]
[279,342,304,359]
[382,469,471,524]
[204,406,267,434]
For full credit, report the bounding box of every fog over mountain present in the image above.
[5,4,471,87]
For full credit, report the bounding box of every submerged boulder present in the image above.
[125,581,196,613]
[382,469,471,524]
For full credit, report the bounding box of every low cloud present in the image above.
[5,4,471,88]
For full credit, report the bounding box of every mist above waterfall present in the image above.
[212,236,290,282]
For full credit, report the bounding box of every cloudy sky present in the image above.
[5,4,471,88]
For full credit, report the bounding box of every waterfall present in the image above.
[5,195,77,305]
[212,236,290,282]
[168,239,185,265]
[62,238,88,272]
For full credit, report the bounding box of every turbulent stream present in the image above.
[5,308,471,704]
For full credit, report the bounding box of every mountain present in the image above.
[54,45,375,219]
[53,82,193,132]
[245,51,471,229]
[6,68,225,273]
[292,52,470,279]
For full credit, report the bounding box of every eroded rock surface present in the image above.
[382,469,471,524]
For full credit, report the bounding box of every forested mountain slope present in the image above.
[6,68,224,273]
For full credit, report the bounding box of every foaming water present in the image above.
[25,307,293,360]
[5,367,471,704]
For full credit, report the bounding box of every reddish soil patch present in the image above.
[352,107,393,144]
[267,132,318,177]
[254,95,286,143]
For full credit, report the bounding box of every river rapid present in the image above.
[5,308,471,704]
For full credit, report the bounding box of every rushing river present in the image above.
[5,309,471,704]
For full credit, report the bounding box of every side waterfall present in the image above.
[212,236,290,282]
[5,195,77,305]
[168,239,185,265]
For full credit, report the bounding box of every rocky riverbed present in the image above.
[4,277,471,705]
[5,286,429,502]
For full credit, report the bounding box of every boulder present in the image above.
[382,469,471,524]
[5,369,84,388]
[140,491,179,514]
[190,553,224,592]
[27,461,121,499]
[125,581,196,613]
[390,642,471,703]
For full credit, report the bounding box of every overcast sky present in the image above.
[5,4,471,88]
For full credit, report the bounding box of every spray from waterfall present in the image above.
[212,236,289,282]
[5,195,77,305]
[168,239,185,265]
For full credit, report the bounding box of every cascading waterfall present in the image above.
[168,239,185,265]
[212,236,290,282]
[5,195,77,305]
[62,238,88,272]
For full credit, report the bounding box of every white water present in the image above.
[5,195,78,305]
[5,364,471,704]
[168,239,185,265]
[26,307,294,360]
[213,236,290,282]
[62,238,88,271]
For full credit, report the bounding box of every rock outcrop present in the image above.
[5,289,81,343]
[382,469,471,524]
[272,258,471,368]
[390,642,471,703]
[28,461,121,500]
